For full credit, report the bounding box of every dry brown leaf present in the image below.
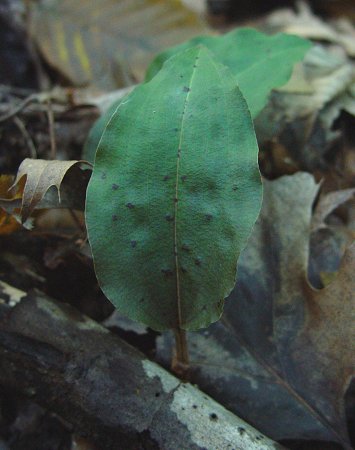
[293,243,355,432]
[311,188,355,232]
[31,0,208,89]
[255,42,354,171]
[157,173,354,447]
[12,159,90,223]
[267,2,355,57]
[276,45,354,118]
[255,1,355,175]
[0,175,25,235]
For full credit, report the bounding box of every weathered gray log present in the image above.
[0,281,283,450]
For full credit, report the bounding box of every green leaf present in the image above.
[82,101,121,164]
[146,28,312,117]
[83,29,311,164]
[86,46,262,331]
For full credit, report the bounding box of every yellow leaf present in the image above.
[0,175,24,235]
[31,0,208,89]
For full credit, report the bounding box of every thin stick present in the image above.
[0,94,37,123]
[46,99,57,159]
[13,115,37,158]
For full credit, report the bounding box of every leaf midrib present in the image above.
[174,48,201,329]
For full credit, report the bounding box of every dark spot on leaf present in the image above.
[195,257,202,266]
[155,392,160,398]
[209,413,218,421]
[193,64,197,68]
[177,148,181,158]
[192,404,198,409]
[179,74,183,78]
[174,197,178,203]
[112,183,119,190]
[238,427,246,436]
[256,436,263,441]
[181,175,187,182]
[112,214,118,221]
[183,86,190,93]
[130,240,137,248]
[202,305,207,311]
[173,128,178,132]
[181,267,187,274]
[181,244,190,252]
[165,214,174,222]
[139,298,144,303]
[163,175,170,181]
[101,172,106,180]
[232,184,238,191]
[205,214,213,221]
[161,268,173,277]
[126,203,134,209]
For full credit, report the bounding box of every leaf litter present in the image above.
[157,173,355,448]
[256,2,355,174]
[8,159,91,223]
[0,1,354,449]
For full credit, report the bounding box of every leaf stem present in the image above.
[172,328,190,379]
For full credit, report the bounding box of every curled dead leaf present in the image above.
[11,159,91,223]
[311,188,355,232]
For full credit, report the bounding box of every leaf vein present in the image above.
[174,48,201,328]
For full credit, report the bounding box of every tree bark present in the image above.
[0,281,284,450]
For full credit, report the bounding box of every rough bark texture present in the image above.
[0,282,283,450]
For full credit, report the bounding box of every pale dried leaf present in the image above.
[267,2,355,57]
[311,188,355,232]
[278,45,354,116]
[254,43,355,170]
[12,159,89,222]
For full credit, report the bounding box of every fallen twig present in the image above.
[0,282,283,450]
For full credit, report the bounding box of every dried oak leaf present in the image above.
[157,172,355,448]
[311,188,355,232]
[0,175,25,234]
[12,159,90,223]
[309,188,355,288]
[256,4,355,172]
[266,2,355,57]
